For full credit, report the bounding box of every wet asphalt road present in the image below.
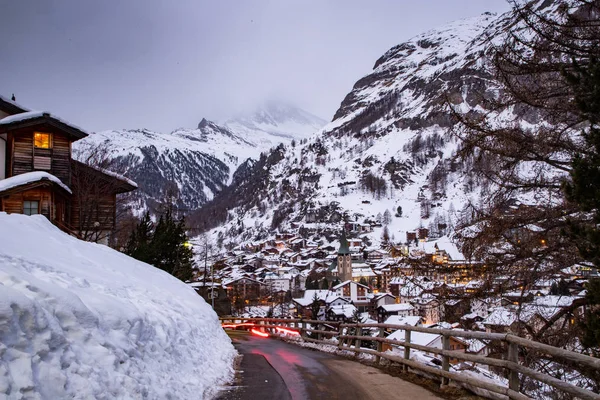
[217,331,441,400]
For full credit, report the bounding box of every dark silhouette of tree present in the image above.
[125,209,194,281]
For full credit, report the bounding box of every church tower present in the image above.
[337,230,352,282]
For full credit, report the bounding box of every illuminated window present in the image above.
[34,132,52,149]
[23,200,39,215]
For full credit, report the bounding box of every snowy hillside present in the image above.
[189,9,524,248]
[223,101,327,145]
[0,213,236,398]
[74,121,253,213]
[74,103,325,214]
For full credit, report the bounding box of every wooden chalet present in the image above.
[0,96,136,243]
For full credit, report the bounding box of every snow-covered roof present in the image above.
[0,172,72,194]
[420,236,464,260]
[292,289,338,306]
[483,307,517,327]
[328,304,357,318]
[379,303,415,312]
[352,267,376,278]
[388,329,440,347]
[0,95,30,113]
[78,161,138,188]
[0,111,89,138]
[384,315,422,326]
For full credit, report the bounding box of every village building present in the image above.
[0,96,136,243]
[369,293,397,313]
[292,289,348,318]
[223,277,266,307]
[411,296,443,325]
[376,303,416,322]
[332,280,371,312]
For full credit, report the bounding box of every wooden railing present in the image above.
[220,317,600,400]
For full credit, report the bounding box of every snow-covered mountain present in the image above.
[74,121,252,213]
[74,103,326,214]
[189,7,536,247]
[223,101,327,146]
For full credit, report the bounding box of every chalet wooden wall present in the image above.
[71,193,117,232]
[7,125,72,185]
[1,188,52,217]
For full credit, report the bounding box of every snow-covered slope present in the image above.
[0,212,236,398]
[190,10,517,247]
[74,120,255,213]
[74,103,325,214]
[223,101,327,146]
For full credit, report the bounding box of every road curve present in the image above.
[217,331,442,400]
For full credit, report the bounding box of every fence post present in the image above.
[337,324,344,350]
[441,335,450,386]
[317,323,322,341]
[507,342,520,393]
[404,329,411,372]
[355,326,362,355]
[301,319,306,340]
[375,327,384,364]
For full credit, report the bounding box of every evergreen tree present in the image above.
[381,226,390,245]
[305,276,313,290]
[581,279,600,355]
[310,292,321,320]
[321,277,329,290]
[383,209,392,225]
[125,211,154,263]
[396,206,403,218]
[124,210,194,281]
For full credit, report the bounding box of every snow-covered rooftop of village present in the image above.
[380,303,415,312]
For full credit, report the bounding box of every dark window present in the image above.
[23,200,39,215]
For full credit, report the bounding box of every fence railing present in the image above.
[219,317,600,400]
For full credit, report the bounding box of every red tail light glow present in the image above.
[275,327,300,336]
[250,328,269,338]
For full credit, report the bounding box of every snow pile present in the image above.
[0,213,236,399]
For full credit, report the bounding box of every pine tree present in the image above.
[381,226,390,246]
[125,211,154,263]
[396,206,403,218]
[124,210,194,282]
[310,292,321,320]
[383,209,392,225]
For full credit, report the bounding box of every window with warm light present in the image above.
[34,132,52,149]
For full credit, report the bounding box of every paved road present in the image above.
[218,331,442,400]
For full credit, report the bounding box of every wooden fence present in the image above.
[220,317,600,400]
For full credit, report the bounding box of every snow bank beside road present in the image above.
[0,213,235,399]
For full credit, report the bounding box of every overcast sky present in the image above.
[0,1,510,133]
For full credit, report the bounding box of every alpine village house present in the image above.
[0,95,136,243]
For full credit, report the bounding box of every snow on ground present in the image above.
[0,213,236,399]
